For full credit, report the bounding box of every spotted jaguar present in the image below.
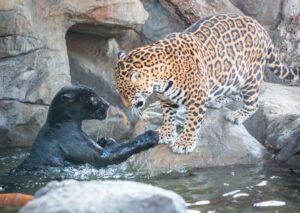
[114,14,300,153]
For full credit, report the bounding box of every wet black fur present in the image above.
[16,85,158,170]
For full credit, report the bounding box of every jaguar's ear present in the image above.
[117,51,126,60]
[131,71,140,83]
[60,92,76,104]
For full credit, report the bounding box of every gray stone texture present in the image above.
[20,180,186,213]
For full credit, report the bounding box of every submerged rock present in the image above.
[130,102,267,175]
[20,180,186,213]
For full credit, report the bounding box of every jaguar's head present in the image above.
[115,50,163,111]
[49,85,109,125]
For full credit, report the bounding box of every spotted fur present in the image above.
[114,14,300,153]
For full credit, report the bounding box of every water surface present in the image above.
[0,148,299,213]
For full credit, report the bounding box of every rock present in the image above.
[130,102,267,175]
[66,32,122,107]
[0,35,44,59]
[141,0,184,41]
[244,83,300,143]
[0,48,70,104]
[159,0,242,27]
[286,155,300,167]
[82,106,131,141]
[20,180,186,213]
[0,100,48,147]
[265,114,300,164]
[230,0,282,26]
[276,0,300,66]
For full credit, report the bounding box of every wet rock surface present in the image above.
[20,180,186,213]
[265,114,300,164]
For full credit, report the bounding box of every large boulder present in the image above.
[141,0,184,41]
[129,102,267,175]
[159,0,242,27]
[20,180,186,213]
[230,0,282,26]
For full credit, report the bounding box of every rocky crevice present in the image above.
[0,98,50,107]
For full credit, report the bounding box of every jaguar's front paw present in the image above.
[170,137,197,154]
[224,111,246,124]
[158,128,177,145]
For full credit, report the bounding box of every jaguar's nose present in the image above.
[135,101,144,108]
[99,97,110,111]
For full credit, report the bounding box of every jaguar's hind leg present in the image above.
[225,78,260,124]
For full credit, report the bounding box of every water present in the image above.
[0,148,300,213]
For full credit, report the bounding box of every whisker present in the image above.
[137,108,142,117]
[131,106,142,118]
[96,107,111,142]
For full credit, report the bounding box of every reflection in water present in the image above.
[0,148,300,213]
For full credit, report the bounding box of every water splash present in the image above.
[186,200,211,207]
[254,200,286,207]
[222,189,241,197]
[96,107,111,142]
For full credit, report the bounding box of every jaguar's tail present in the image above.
[266,43,300,82]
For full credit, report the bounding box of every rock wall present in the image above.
[1,0,300,150]
[0,0,149,147]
